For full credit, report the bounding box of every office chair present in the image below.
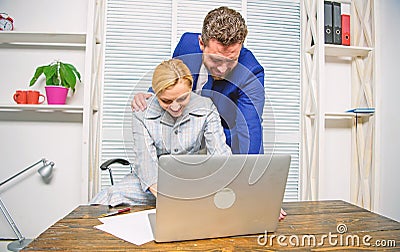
[100,148,207,185]
[100,158,132,185]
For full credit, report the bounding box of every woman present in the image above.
[91,59,231,206]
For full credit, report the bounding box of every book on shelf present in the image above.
[346,108,375,113]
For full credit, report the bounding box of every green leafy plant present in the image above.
[29,60,81,92]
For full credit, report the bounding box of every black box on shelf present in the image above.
[324,1,333,44]
[332,2,342,45]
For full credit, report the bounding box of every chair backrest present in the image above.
[100,158,131,185]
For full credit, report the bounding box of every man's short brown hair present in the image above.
[201,6,248,47]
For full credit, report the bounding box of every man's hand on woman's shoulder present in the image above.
[131,92,153,111]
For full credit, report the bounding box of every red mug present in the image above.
[27,90,45,104]
[13,90,28,104]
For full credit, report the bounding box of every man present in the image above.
[132,6,265,155]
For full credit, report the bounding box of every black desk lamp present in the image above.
[0,158,54,252]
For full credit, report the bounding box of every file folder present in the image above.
[324,1,333,44]
[341,14,350,46]
[332,2,342,45]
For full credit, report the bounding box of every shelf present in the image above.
[325,112,374,118]
[0,31,87,47]
[0,104,84,114]
[307,44,373,57]
[306,112,374,119]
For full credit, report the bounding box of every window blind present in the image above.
[100,0,300,201]
[247,0,301,201]
[100,0,172,185]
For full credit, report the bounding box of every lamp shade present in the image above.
[38,161,54,179]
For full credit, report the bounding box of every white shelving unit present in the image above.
[0,0,104,240]
[0,0,104,180]
[301,0,376,209]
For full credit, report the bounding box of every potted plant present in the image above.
[29,60,82,105]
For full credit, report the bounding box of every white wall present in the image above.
[319,56,353,202]
[0,0,89,247]
[376,0,400,221]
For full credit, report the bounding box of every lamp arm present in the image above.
[0,197,25,242]
[0,159,45,187]
[0,158,53,251]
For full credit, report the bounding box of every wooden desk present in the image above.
[23,200,399,251]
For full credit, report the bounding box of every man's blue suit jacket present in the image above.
[173,32,265,154]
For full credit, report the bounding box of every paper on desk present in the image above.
[94,208,155,245]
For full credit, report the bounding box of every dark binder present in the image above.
[341,14,350,46]
[332,2,342,45]
[324,1,333,44]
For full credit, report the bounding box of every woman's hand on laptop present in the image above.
[149,184,158,197]
[279,208,287,221]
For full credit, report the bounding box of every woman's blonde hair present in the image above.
[152,59,193,95]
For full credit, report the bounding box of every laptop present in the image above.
[148,154,291,242]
